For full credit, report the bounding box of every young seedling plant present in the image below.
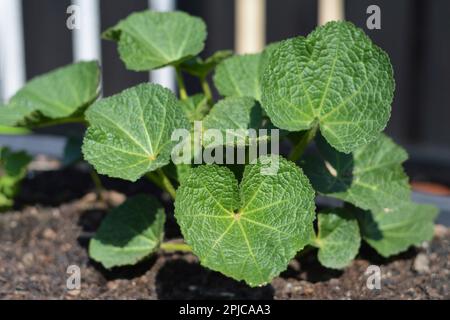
[0,10,438,287]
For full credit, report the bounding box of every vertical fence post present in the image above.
[235,0,266,54]
[318,0,345,26]
[0,0,26,102]
[149,0,176,92]
[71,0,102,63]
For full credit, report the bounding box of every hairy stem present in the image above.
[200,76,213,105]
[175,66,188,101]
[160,241,192,253]
[288,122,319,162]
[146,169,177,200]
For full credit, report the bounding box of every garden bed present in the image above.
[0,165,448,300]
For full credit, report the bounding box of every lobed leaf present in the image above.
[175,155,316,287]
[357,203,438,257]
[104,11,207,71]
[303,134,410,213]
[213,42,280,102]
[0,61,100,128]
[202,97,263,147]
[313,209,360,269]
[89,195,166,268]
[261,21,394,153]
[82,83,190,182]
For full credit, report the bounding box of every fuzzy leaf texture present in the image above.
[82,83,190,181]
[357,203,438,257]
[0,61,100,127]
[303,134,410,213]
[89,195,166,268]
[103,11,206,71]
[174,156,316,287]
[261,21,394,153]
[202,97,263,147]
[313,209,360,269]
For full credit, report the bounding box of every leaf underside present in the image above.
[175,155,316,287]
[357,203,438,257]
[261,21,394,153]
[303,133,410,213]
[89,195,166,268]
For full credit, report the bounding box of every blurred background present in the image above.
[0,0,449,188]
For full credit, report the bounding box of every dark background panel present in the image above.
[421,0,450,147]
[22,0,73,79]
[100,0,149,97]
[266,0,317,42]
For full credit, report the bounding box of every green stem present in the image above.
[146,169,177,200]
[200,76,213,104]
[33,116,87,129]
[90,170,104,199]
[160,241,192,253]
[175,66,188,101]
[288,122,319,162]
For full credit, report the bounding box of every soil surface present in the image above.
[0,166,449,300]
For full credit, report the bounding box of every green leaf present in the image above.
[181,50,233,78]
[261,21,394,153]
[82,83,190,182]
[303,134,410,213]
[103,10,207,71]
[202,97,263,147]
[0,148,31,211]
[89,195,166,268]
[212,42,280,102]
[180,93,209,122]
[213,53,264,101]
[357,203,438,257]
[175,155,316,287]
[0,61,100,127]
[313,209,360,269]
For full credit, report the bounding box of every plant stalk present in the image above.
[160,241,192,253]
[146,169,177,200]
[200,76,213,105]
[288,122,319,162]
[175,66,188,101]
[90,170,104,200]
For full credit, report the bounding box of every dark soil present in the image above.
[0,166,449,300]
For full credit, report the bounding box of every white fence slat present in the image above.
[149,0,176,92]
[235,0,266,54]
[318,0,345,26]
[71,0,102,62]
[0,0,26,102]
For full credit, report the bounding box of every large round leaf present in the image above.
[174,156,316,287]
[82,83,190,181]
[261,21,394,153]
[103,11,207,71]
[0,61,100,127]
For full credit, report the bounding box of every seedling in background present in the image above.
[0,10,438,287]
[0,147,31,212]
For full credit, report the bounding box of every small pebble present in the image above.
[413,253,430,274]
